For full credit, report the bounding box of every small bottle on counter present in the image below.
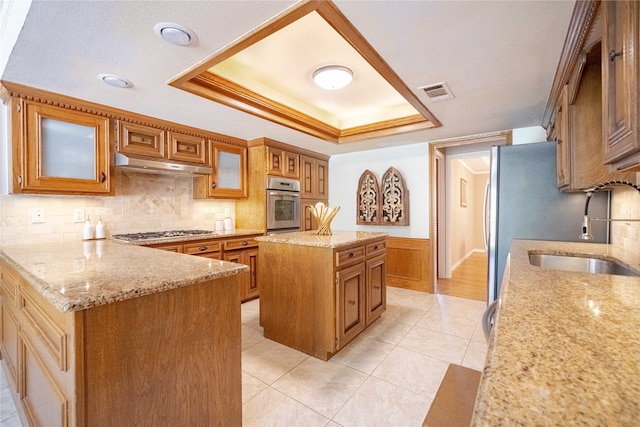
[95,217,105,239]
[83,216,94,240]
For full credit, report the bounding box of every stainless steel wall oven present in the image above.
[266,177,301,233]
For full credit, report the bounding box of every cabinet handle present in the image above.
[100,172,106,183]
[211,181,216,189]
[241,241,248,246]
[373,285,380,290]
[348,300,356,306]
[199,246,208,251]
[608,50,622,62]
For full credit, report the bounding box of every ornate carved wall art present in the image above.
[357,170,380,225]
[381,167,409,226]
[356,167,409,226]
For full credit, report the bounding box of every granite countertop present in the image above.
[473,240,640,425]
[112,228,264,246]
[256,230,387,248]
[0,240,249,313]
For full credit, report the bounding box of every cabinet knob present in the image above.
[373,245,379,250]
[348,300,356,306]
[211,181,216,189]
[242,241,248,246]
[199,246,208,251]
[608,50,622,62]
[373,285,380,290]
[348,252,354,258]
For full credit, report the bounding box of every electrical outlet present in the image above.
[73,208,85,223]
[31,208,45,223]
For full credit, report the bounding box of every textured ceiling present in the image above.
[1,0,575,155]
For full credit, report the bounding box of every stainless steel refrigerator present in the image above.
[486,141,609,302]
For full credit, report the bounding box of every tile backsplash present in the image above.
[611,184,640,257]
[0,170,235,245]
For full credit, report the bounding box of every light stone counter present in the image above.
[473,240,640,425]
[256,230,387,248]
[0,240,248,312]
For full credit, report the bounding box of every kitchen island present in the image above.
[0,240,247,427]
[257,230,387,360]
[473,240,640,425]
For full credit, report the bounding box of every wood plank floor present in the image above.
[436,252,487,302]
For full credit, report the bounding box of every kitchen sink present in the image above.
[529,253,639,277]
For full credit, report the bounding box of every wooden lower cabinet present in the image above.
[336,263,366,349]
[0,258,241,426]
[366,254,386,324]
[224,246,259,302]
[148,233,261,302]
[259,236,386,360]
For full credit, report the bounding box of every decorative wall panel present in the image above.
[357,170,380,225]
[381,167,409,226]
[356,167,409,226]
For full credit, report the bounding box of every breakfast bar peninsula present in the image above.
[0,240,246,426]
[257,230,387,360]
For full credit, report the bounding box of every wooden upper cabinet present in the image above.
[193,142,247,199]
[13,98,111,195]
[301,155,329,199]
[554,85,570,188]
[267,147,299,179]
[117,121,208,165]
[117,121,164,158]
[549,3,637,191]
[167,131,208,165]
[267,147,284,176]
[283,151,300,179]
[602,0,640,168]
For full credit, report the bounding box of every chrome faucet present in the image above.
[580,180,640,241]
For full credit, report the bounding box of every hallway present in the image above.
[436,252,487,302]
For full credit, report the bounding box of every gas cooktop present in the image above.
[112,229,216,242]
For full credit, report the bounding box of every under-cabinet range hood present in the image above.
[114,153,212,176]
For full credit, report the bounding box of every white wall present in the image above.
[512,126,547,144]
[329,143,429,238]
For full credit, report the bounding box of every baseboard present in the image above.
[451,248,485,271]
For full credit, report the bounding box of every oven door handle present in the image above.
[268,191,300,197]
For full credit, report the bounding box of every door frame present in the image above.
[429,131,512,288]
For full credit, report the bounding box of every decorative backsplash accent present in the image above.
[0,170,234,245]
[357,167,409,226]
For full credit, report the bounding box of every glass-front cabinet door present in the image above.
[15,99,111,194]
[194,142,247,199]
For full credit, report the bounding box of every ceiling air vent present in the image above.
[419,81,454,102]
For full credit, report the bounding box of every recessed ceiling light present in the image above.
[98,74,133,88]
[154,22,197,46]
[312,65,353,90]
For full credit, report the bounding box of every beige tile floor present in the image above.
[0,287,488,427]
[241,286,488,426]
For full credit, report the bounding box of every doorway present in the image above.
[429,131,512,302]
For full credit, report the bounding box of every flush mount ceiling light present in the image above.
[154,22,197,46]
[98,73,133,88]
[312,65,353,90]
